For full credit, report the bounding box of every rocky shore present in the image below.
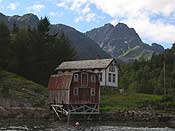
[0,106,51,119]
[0,106,174,128]
[100,110,175,123]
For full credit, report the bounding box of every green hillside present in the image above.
[101,90,162,111]
[119,45,154,62]
[0,69,47,107]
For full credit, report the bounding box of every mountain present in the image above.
[0,13,164,61]
[0,13,110,60]
[49,24,111,60]
[0,13,8,23]
[0,13,39,30]
[86,23,164,62]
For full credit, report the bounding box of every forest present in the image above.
[0,16,175,99]
[0,17,76,86]
[120,44,175,97]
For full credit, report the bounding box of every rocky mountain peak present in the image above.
[151,43,164,52]
[104,23,114,28]
[0,12,110,60]
[0,12,39,30]
[20,13,39,20]
[86,22,164,62]
[115,23,129,29]
[50,24,77,33]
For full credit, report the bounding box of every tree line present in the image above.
[120,43,175,97]
[0,17,76,85]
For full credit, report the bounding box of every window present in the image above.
[73,88,78,96]
[90,88,95,96]
[99,73,102,82]
[109,63,115,72]
[81,73,88,86]
[91,75,96,83]
[74,74,78,82]
[113,74,116,83]
[108,73,111,82]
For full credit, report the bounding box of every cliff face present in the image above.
[86,23,164,62]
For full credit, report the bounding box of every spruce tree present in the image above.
[0,22,10,68]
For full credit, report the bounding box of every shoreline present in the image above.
[0,106,174,128]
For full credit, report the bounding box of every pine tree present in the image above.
[0,22,10,68]
[7,17,76,86]
[38,17,50,34]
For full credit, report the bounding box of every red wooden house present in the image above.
[48,71,100,117]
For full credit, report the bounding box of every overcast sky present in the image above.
[0,0,175,48]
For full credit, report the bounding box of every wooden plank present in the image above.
[51,105,61,120]
[70,112,99,114]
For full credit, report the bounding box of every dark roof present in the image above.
[56,58,114,70]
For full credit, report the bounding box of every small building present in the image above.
[55,58,118,88]
[48,71,100,118]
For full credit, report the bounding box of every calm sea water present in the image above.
[0,120,174,131]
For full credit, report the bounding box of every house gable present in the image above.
[55,58,119,88]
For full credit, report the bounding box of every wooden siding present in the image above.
[70,72,100,104]
[48,74,72,104]
[48,71,100,105]
[49,90,69,104]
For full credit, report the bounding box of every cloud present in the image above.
[123,16,175,43]
[75,4,96,23]
[75,13,95,23]
[56,0,175,45]
[90,0,175,18]
[49,12,63,17]
[57,0,96,23]
[90,0,175,44]
[7,2,19,10]
[56,1,68,8]
[27,3,45,13]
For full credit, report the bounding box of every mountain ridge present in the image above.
[0,12,164,62]
[0,12,111,60]
[86,23,164,62]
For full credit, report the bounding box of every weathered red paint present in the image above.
[48,71,100,105]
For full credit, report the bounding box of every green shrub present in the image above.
[1,85,10,97]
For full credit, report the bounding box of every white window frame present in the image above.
[81,73,88,86]
[73,88,78,96]
[90,88,95,96]
[91,75,96,83]
[109,63,115,72]
[74,74,79,82]
[99,73,102,82]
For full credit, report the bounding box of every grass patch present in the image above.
[100,90,162,112]
[0,69,48,106]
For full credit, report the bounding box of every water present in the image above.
[0,120,174,131]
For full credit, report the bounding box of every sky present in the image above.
[0,0,175,48]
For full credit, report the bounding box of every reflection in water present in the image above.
[0,120,174,131]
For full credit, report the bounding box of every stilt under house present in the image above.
[48,71,100,120]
